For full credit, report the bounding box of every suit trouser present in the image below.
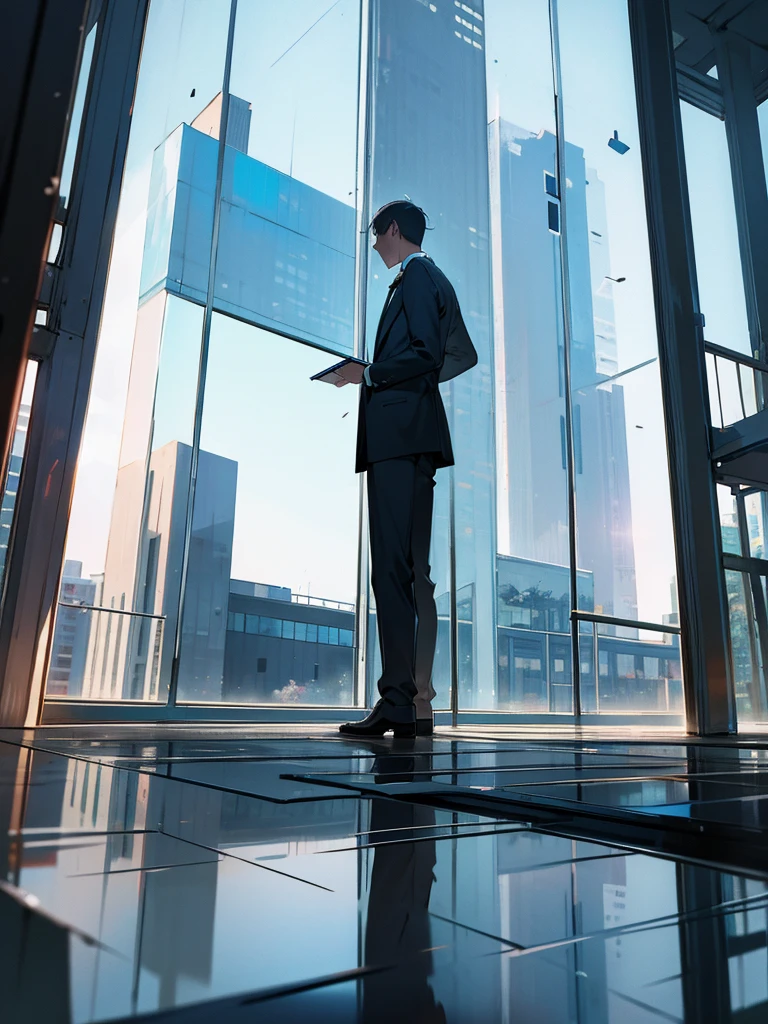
[367,454,438,710]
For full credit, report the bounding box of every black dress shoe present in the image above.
[339,700,416,738]
[416,719,434,736]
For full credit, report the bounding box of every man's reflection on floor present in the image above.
[361,743,446,1023]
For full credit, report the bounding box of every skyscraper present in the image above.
[82,440,237,701]
[489,118,637,623]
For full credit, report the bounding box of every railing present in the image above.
[291,593,356,612]
[48,602,166,702]
[58,600,166,620]
[705,342,768,429]
[571,610,682,715]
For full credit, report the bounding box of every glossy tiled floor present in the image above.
[2,725,768,1022]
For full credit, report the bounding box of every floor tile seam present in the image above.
[10,741,360,805]
[351,819,513,838]
[484,787,768,834]
[431,890,768,961]
[88,745,558,763]
[326,778,768,858]
[17,744,601,763]
[530,821,768,883]
[427,909,526,950]
[23,733,768,763]
[496,742,768,765]
[473,736,768,753]
[288,770,745,829]
[154,826,338,892]
[497,772,768,790]
[285,761,692,780]
[313,824,530,854]
[65,856,224,879]
[644,788,768,810]
[403,775,768,830]
[497,850,634,874]
[13,727,768,746]
[492,890,768,960]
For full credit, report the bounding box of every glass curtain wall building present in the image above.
[41,0,684,720]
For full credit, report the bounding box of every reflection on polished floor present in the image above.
[2,725,768,1022]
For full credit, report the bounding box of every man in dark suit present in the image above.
[340,201,476,738]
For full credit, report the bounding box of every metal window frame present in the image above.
[628,0,735,735]
[713,30,768,363]
[0,0,91,569]
[0,0,151,727]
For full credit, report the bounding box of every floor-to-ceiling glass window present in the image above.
[673,16,768,731]
[558,0,681,715]
[486,0,571,713]
[44,0,363,708]
[41,0,685,720]
[681,102,751,358]
[486,0,681,716]
[45,0,233,703]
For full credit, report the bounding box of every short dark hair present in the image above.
[370,201,429,245]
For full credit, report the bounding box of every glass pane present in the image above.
[175,316,359,705]
[716,355,749,426]
[211,0,360,353]
[558,3,680,659]
[59,23,98,209]
[560,0,659,382]
[680,101,751,356]
[706,351,723,428]
[594,625,683,713]
[718,484,741,556]
[488,0,567,571]
[759,98,768,195]
[726,569,765,725]
[578,626,597,712]
[47,0,233,701]
[0,362,37,598]
[572,361,678,634]
[743,492,768,560]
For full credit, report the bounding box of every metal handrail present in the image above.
[704,341,768,375]
[58,601,166,620]
[571,609,681,635]
[291,593,355,612]
[704,342,768,428]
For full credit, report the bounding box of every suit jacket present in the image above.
[355,255,477,473]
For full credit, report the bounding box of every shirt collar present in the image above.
[400,251,427,272]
